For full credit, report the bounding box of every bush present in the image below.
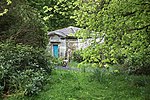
[0,43,51,96]
[90,64,121,83]
[71,50,83,63]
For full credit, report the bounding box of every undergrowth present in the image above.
[6,68,150,100]
[0,43,51,98]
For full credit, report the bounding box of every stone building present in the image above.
[47,26,91,59]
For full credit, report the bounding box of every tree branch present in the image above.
[122,12,136,17]
[128,24,150,31]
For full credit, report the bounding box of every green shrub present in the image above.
[71,50,84,63]
[0,43,51,96]
[91,64,121,83]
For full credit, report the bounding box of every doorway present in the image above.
[53,44,58,57]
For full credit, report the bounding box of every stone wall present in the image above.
[48,35,92,59]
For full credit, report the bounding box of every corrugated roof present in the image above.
[48,26,80,37]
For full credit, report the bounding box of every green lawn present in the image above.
[6,69,150,100]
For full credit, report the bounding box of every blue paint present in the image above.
[53,45,58,57]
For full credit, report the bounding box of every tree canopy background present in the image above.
[0,0,150,76]
[73,0,150,74]
[0,0,77,47]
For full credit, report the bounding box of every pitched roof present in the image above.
[48,26,80,37]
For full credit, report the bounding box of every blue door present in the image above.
[53,45,58,57]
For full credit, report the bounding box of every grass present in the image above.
[68,61,79,68]
[6,68,150,100]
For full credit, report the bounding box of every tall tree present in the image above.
[74,0,150,73]
[27,0,77,31]
[0,0,47,48]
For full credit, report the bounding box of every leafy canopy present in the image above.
[0,0,47,48]
[74,0,150,71]
[28,0,77,31]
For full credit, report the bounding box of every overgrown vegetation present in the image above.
[0,0,47,47]
[0,0,70,97]
[6,69,150,100]
[71,50,83,63]
[0,43,51,98]
[73,0,150,75]
[0,0,11,16]
[27,0,77,31]
[0,0,150,99]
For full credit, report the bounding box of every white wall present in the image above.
[77,38,92,50]
[59,39,66,57]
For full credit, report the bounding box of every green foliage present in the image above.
[71,50,84,63]
[43,0,77,30]
[27,0,77,31]
[0,0,12,16]
[0,0,47,48]
[6,70,150,100]
[51,57,63,67]
[92,66,120,83]
[73,0,150,74]
[0,43,51,96]
[68,61,79,68]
